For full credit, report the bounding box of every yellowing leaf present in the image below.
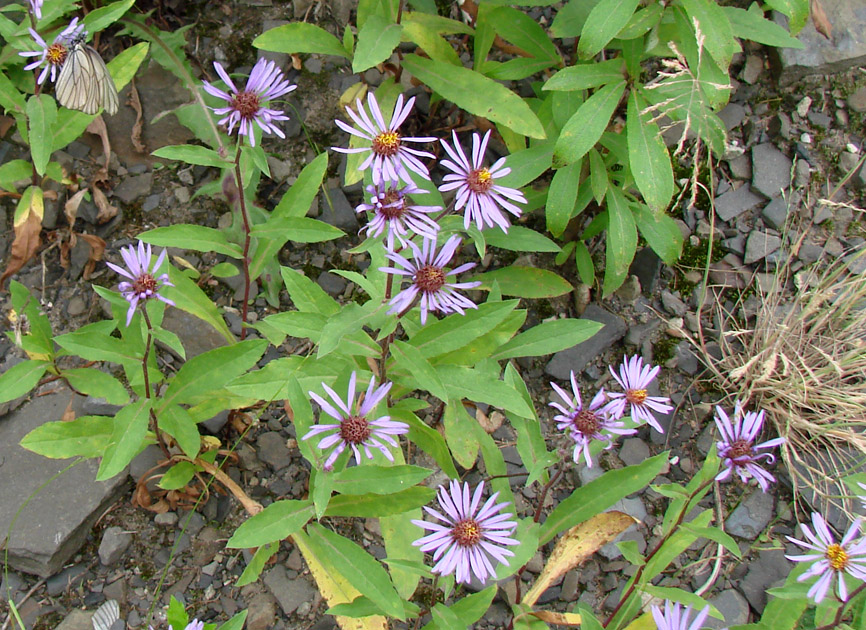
[1,187,44,288]
[531,610,583,626]
[523,511,637,606]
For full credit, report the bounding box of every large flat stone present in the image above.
[774,0,866,84]
[0,389,127,577]
[545,305,627,379]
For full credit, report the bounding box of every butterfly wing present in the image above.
[56,43,119,115]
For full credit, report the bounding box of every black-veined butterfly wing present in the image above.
[56,42,119,116]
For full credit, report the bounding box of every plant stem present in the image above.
[814,583,866,630]
[233,140,252,340]
[142,308,170,459]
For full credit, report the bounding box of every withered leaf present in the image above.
[1,186,44,287]
[811,0,832,39]
[91,186,118,223]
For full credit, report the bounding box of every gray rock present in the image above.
[129,444,163,490]
[0,393,127,576]
[619,438,650,467]
[703,588,750,629]
[741,54,763,84]
[752,144,792,199]
[727,489,774,539]
[113,173,153,205]
[798,241,823,264]
[674,341,700,375]
[776,0,866,84]
[761,197,790,230]
[256,431,292,470]
[160,307,229,359]
[545,305,627,379]
[264,565,316,616]
[154,511,178,526]
[848,86,866,113]
[629,247,661,295]
[744,230,783,264]
[727,154,752,180]
[794,158,811,187]
[721,233,746,256]
[741,548,791,612]
[319,188,359,232]
[56,609,93,630]
[246,592,278,630]
[142,193,161,213]
[0,572,25,601]
[714,184,764,222]
[316,271,348,298]
[98,527,132,566]
[839,151,861,174]
[47,564,88,596]
[201,410,230,434]
[718,103,746,130]
[807,111,832,129]
[660,290,687,317]
[614,275,641,302]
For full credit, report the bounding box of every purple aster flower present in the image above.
[438,130,526,232]
[607,355,673,433]
[356,181,441,249]
[650,601,711,630]
[202,58,296,148]
[177,622,204,630]
[302,372,408,470]
[106,241,175,327]
[19,18,84,85]
[412,480,518,584]
[380,235,480,325]
[714,401,785,492]
[786,513,866,603]
[29,0,42,20]
[550,371,636,467]
[332,93,436,186]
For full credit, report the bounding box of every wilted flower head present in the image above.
[786,513,866,603]
[650,601,711,630]
[356,182,441,249]
[202,58,296,147]
[607,355,672,433]
[106,240,174,326]
[438,130,526,232]
[19,18,85,85]
[412,480,518,584]
[302,372,408,470]
[714,401,784,492]
[550,371,636,467]
[332,93,436,186]
[380,235,480,324]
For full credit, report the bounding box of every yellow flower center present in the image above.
[46,43,68,66]
[452,518,481,547]
[415,264,446,293]
[826,543,849,571]
[373,131,401,157]
[468,168,493,193]
[626,388,647,405]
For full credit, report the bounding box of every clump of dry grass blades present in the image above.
[699,232,866,520]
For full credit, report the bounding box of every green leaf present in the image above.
[421,587,497,630]
[62,368,129,406]
[281,266,340,316]
[381,510,424,599]
[443,402,479,469]
[491,319,602,360]
[228,499,314,548]
[540,452,668,544]
[162,266,236,344]
[546,159,582,237]
[430,605,463,630]
[402,54,545,139]
[495,145,553,189]
[97,399,152,481]
[553,80,625,168]
[324,487,436,517]
[250,217,344,243]
[550,0,602,37]
[27,95,57,176]
[495,519,539,579]
[578,0,640,59]
[544,59,624,92]
[158,461,197,490]
[305,523,406,619]
[407,300,518,359]
[392,406,458,479]
[680,0,738,69]
[236,542,279,587]
[401,19,461,66]
[83,0,134,33]
[618,3,664,39]
[390,340,449,401]
[151,145,228,168]
[486,6,560,63]
[588,147,607,204]
[483,226,560,253]
[470,267,572,298]
[627,91,674,212]
[20,415,114,458]
[210,262,239,278]
[353,15,403,73]
[436,366,534,417]
[722,5,804,49]
[632,203,684,265]
[254,23,350,58]
[764,0,808,33]
[603,187,638,296]
[0,360,49,404]
[0,159,32,192]
[0,68,26,114]
[402,11,473,35]
[158,405,200,459]
[55,322,138,364]
[333,465,431,495]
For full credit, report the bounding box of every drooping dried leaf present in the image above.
[85,115,111,181]
[522,511,638,606]
[91,186,118,223]
[61,397,76,422]
[0,116,15,137]
[128,78,146,153]
[64,189,88,225]
[1,187,44,287]
[530,611,582,626]
[811,0,832,39]
[79,233,106,279]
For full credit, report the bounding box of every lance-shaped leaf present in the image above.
[254,22,349,58]
[553,80,625,168]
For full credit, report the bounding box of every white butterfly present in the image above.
[92,599,124,630]
[56,35,119,116]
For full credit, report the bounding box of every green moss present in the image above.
[653,336,678,364]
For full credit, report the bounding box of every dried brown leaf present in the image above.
[1,188,44,287]
[91,186,118,223]
[811,0,832,39]
[529,611,582,626]
[64,189,88,225]
[0,116,15,137]
[85,115,111,181]
[61,397,76,422]
[128,78,146,153]
[79,233,106,279]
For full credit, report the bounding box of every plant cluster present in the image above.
[3,0,865,629]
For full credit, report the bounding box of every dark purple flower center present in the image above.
[727,439,753,460]
[373,131,401,157]
[415,265,446,293]
[467,168,493,193]
[47,43,67,65]
[231,91,261,120]
[626,388,647,405]
[572,409,600,436]
[826,543,848,571]
[133,273,158,296]
[340,415,372,445]
[380,190,406,219]
[451,518,482,547]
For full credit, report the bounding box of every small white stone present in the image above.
[796,96,812,117]
[800,132,812,144]
[846,143,860,154]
